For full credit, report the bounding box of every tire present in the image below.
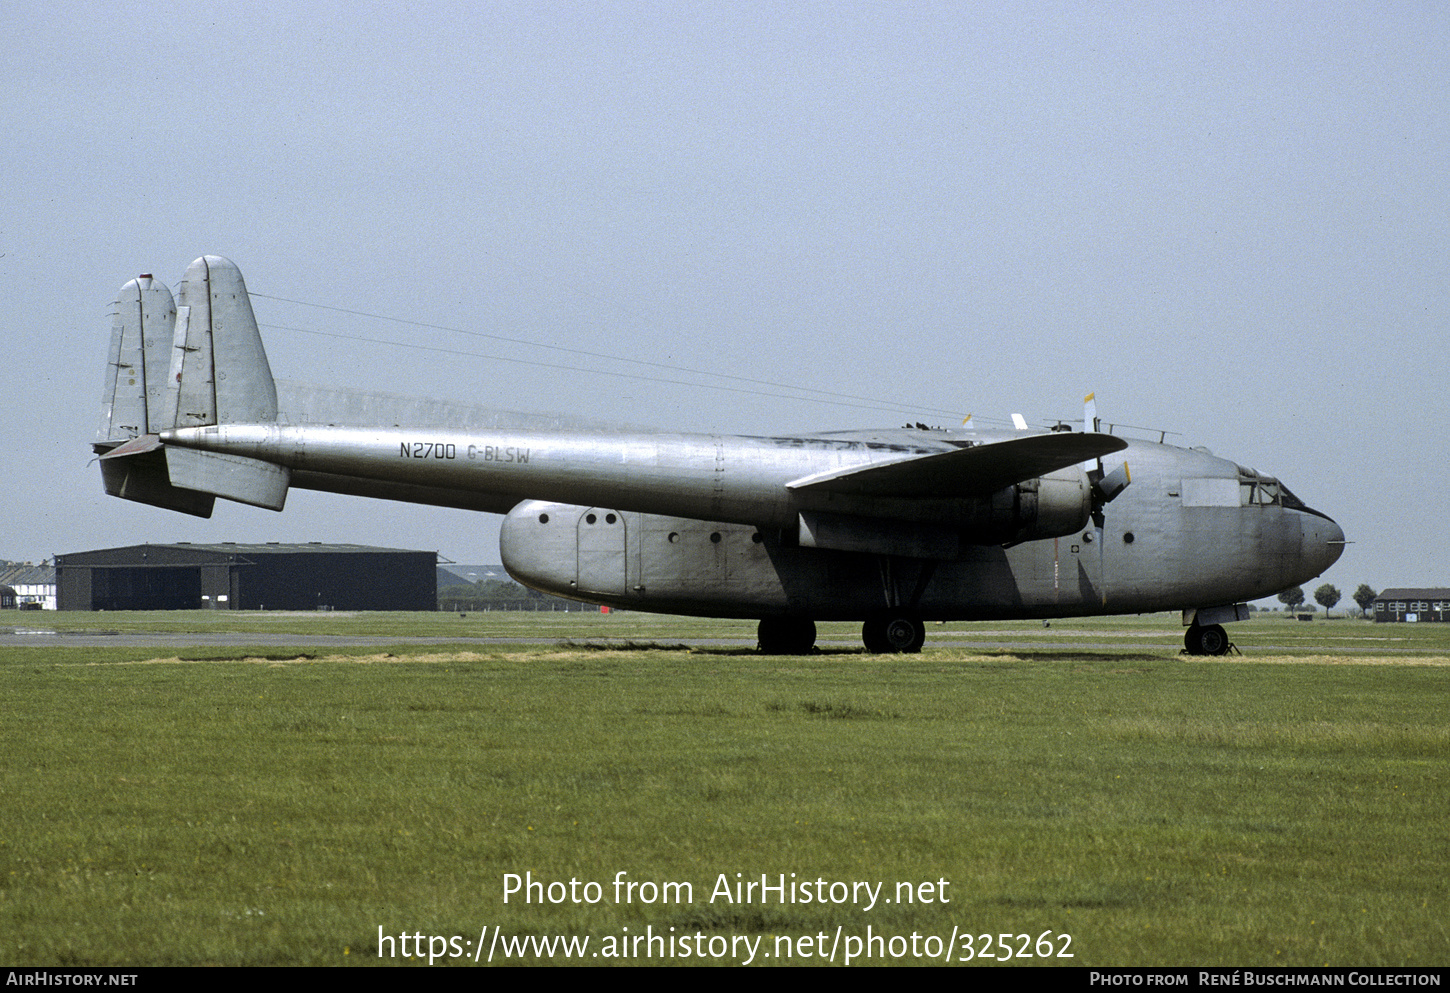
[1198,624,1229,655]
[863,615,925,654]
[1184,626,1204,655]
[757,617,816,655]
[862,620,890,654]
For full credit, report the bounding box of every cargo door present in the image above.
[576,508,628,596]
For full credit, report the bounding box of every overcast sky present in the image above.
[3,1,1446,603]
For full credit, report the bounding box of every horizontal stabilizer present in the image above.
[165,447,290,511]
[94,441,215,518]
[93,432,289,513]
[99,433,163,458]
[787,432,1128,497]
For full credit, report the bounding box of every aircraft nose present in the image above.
[1304,512,1346,574]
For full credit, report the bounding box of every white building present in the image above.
[0,561,57,610]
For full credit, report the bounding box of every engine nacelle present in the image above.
[996,467,1094,544]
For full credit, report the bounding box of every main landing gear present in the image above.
[1183,623,1233,656]
[862,614,926,654]
[756,617,817,655]
[754,615,929,654]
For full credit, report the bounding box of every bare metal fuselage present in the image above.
[153,421,1342,620]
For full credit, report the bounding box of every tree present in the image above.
[1353,584,1377,618]
[1277,586,1305,613]
[1314,583,1341,617]
[438,578,588,612]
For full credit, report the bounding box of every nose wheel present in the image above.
[862,615,926,654]
[1184,623,1233,656]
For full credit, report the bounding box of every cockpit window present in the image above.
[1232,465,1325,518]
[1276,482,1309,512]
[1237,467,1288,507]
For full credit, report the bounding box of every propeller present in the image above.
[1083,393,1131,527]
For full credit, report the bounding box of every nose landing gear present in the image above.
[1183,623,1235,656]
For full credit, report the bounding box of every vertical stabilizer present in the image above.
[98,275,176,442]
[168,255,279,428]
[94,256,288,515]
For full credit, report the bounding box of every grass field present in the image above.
[1,612,1446,966]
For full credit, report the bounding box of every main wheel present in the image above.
[1197,623,1229,655]
[862,619,889,654]
[1184,623,1229,656]
[757,617,816,655]
[862,615,926,654]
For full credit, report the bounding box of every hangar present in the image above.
[1372,588,1450,623]
[55,543,437,611]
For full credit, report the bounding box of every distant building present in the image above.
[1373,589,1450,623]
[55,543,436,611]
[435,562,591,611]
[437,563,510,587]
[0,561,57,610]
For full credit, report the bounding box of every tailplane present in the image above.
[94,256,289,515]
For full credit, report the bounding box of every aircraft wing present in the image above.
[786,432,1128,497]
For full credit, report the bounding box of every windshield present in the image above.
[1236,465,1328,519]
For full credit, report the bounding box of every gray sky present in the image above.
[3,1,1446,603]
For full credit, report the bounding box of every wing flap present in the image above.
[787,432,1128,497]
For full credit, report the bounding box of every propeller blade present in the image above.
[1096,462,1131,503]
[1081,393,1102,471]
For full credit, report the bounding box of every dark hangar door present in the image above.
[93,566,203,610]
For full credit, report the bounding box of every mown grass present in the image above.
[10,607,1450,654]
[1,614,1446,966]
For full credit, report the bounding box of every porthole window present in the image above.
[1123,532,1135,544]
[605,513,617,524]
[585,513,597,525]
[538,513,549,524]
[709,532,722,544]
